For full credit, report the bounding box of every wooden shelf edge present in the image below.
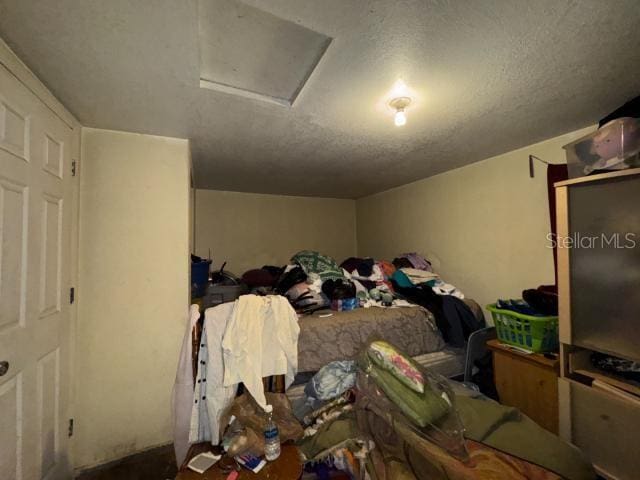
[572,368,640,399]
[554,167,640,187]
[486,339,559,369]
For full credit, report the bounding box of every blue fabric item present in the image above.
[391,269,414,289]
[305,360,357,401]
[496,299,544,316]
[312,462,331,480]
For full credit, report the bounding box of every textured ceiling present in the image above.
[1,0,639,199]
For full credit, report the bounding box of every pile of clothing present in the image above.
[234,250,486,352]
[496,286,559,317]
[239,250,467,314]
[175,297,594,480]
[290,340,595,480]
[388,262,482,348]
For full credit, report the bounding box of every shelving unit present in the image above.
[555,168,640,480]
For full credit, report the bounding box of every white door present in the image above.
[0,56,77,479]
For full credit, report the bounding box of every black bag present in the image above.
[275,266,307,295]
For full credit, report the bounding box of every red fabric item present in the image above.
[377,260,396,278]
[547,164,568,286]
[241,268,277,287]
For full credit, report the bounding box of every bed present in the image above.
[296,299,484,375]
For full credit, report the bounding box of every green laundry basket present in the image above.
[486,303,559,353]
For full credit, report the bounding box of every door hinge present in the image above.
[68,418,74,437]
[69,287,75,304]
[71,160,77,177]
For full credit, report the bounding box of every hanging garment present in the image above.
[172,304,201,466]
[189,302,238,445]
[222,295,300,410]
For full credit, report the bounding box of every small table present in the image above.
[176,444,302,480]
[486,339,559,434]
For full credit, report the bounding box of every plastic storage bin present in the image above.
[204,284,248,308]
[191,260,212,298]
[563,117,640,179]
[486,303,558,353]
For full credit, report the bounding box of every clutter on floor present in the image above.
[289,339,595,479]
[178,250,596,478]
[175,309,595,479]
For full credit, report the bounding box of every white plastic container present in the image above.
[563,117,640,179]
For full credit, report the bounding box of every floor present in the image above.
[76,444,178,480]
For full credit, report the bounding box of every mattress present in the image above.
[297,306,445,373]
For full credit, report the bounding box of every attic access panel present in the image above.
[198,0,332,106]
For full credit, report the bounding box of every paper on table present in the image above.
[187,451,221,474]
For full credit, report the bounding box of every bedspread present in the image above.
[297,307,444,372]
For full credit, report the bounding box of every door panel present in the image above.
[0,96,29,161]
[0,374,23,480]
[37,348,60,478]
[40,194,62,318]
[0,55,76,480]
[0,177,27,330]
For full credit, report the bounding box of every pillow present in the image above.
[367,341,424,394]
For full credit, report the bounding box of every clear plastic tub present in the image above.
[563,117,640,178]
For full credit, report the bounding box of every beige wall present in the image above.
[75,129,191,469]
[356,126,595,318]
[194,189,357,275]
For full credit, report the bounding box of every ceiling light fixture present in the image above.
[389,96,411,127]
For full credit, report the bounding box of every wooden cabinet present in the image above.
[487,339,559,434]
[558,378,640,480]
[555,168,640,480]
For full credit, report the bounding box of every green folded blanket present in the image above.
[455,395,595,480]
[367,364,451,428]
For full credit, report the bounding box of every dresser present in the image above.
[487,339,559,433]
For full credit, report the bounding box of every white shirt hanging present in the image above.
[222,295,300,411]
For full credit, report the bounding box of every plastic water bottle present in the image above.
[263,404,281,461]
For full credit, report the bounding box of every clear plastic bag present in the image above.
[354,339,469,471]
[220,392,303,457]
